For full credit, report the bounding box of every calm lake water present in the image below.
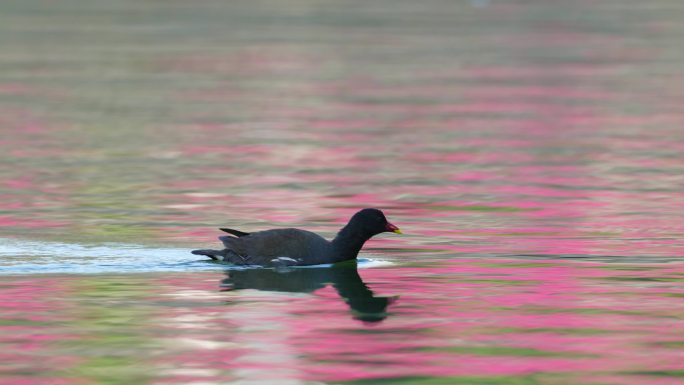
[1,0,684,384]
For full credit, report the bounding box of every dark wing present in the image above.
[216,228,332,265]
[240,228,330,260]
[220,228,250,237]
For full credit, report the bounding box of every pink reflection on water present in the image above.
[0,278,79,385]
[143,260,684,384]
[2,262,683,384]
[0,215,66,229]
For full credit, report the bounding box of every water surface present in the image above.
[1,0,684,384]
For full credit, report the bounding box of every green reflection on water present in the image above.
[60,278,156,385]
[493,327,616,336]
[427,205,539,213]
[595,276,684,283]
[0,319,53,327]
[651,341,684,348]
[406,345,594,358]
[336,375,609,385]
[626,370,684,378]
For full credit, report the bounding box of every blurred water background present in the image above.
[1,1,683,384]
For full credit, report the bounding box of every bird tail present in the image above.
[220,228,250,237]
[191,249,226,260]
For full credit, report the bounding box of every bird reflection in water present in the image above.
[220,261,398,322]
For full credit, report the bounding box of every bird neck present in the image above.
[331,224,372,262]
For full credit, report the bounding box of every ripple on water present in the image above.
[0,238,395,274]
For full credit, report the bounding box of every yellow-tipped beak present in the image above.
[386,222,402,234]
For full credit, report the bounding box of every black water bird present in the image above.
[192,208,401,267]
